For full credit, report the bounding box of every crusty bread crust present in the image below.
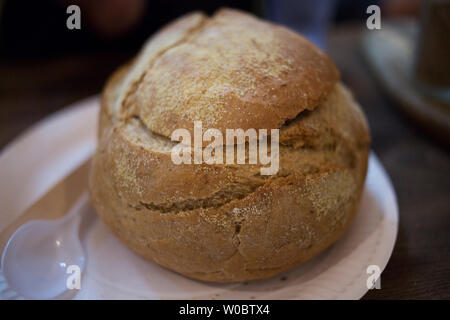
[89,9,370,282]
[106,8,339,139]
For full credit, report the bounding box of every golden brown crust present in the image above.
[89,8,370,283]
[112,8,339,139]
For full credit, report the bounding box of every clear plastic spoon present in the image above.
[1,192,89,299]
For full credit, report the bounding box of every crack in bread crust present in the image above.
[120,16,209,118]
[108,9,339,140]
[100,83,369,220]
[89,8,370,283]
[135,181,264,213]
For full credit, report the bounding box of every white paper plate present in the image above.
[0,97,398,300]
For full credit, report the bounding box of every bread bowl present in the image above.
[89,8,370,282]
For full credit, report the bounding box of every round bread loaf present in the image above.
[89,8,371,282]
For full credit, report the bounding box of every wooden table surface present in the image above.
[0,23,449,299]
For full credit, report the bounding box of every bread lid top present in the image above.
[113,9,339,138]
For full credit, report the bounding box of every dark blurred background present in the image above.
[1,0,450,299]
[0,0,419,59]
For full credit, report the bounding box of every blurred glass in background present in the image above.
[414,0,450,102]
